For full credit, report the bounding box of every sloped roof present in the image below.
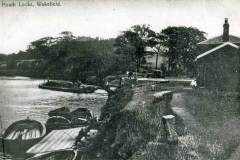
[195,42,239,61]
[198,35,240,45]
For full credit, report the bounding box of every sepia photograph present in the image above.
[0,0,239,159]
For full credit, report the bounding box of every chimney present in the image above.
[223,18,229,42]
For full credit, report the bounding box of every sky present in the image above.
[0,0,240,54]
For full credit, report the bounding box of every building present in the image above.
[196,18,240,91]
[143,46,167,69]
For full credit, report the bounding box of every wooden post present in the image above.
[162,115,178,144]
[151,84,156,91]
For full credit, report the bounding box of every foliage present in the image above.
[0,54,7,62]
[2,25,209,79]
[114,24,155,71]
[148,32,169,69]
[162,27,206,75]
[7,32,130,83]
[183,89,240,159]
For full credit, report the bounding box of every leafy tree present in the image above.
[148,32,169,69]
[162,27,206,75]
[115,24,155,71]
[0,54,7,61]
[29,31,76,60]
[60,31,75,39]
[30,37,57,59]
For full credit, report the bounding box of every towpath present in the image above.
[170,92,201,132]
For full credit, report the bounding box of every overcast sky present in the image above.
[0,0,240,54]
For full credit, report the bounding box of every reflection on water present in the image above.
[0,76,108,159]
[0,152,23,160]
[0,152,12,160]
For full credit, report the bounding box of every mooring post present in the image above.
[151,84,156,91]
[162,115,178,144]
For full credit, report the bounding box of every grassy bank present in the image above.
[0,69,47,79]
[77,80,239,160]
[80,80,192,160]
[180,89,240,160]
[0,69,17,77]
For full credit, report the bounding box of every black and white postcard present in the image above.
[0,0,239,159]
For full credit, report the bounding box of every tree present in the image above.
[60,31,75,39]
[29,36,56,59]
[115,24,155,71]
[29,31,76,60]
[162,27,206,75]
[148,32,168,69]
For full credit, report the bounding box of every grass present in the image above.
[180,89,240,159]
[79,80,240,160]
[81,80,175,160]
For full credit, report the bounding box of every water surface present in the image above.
[0,76,108,159]
[0,76,108,131]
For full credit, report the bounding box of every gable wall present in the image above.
[197,46,239,91]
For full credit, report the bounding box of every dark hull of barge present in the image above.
[39,84,98,94]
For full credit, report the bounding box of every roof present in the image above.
[144,46,155,52]
[27,127,85,154]
[198,35,240,45]
[195,42,239,61]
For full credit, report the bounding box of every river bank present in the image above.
[76,79,240,160]
[77,80,179,160]
[0,68,105,87]
[0,69,44,79]
[1,76,239,159]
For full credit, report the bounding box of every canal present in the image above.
[0,76,108,159]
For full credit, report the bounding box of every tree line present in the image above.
[115,25,206,76]
[0,25,207,83]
